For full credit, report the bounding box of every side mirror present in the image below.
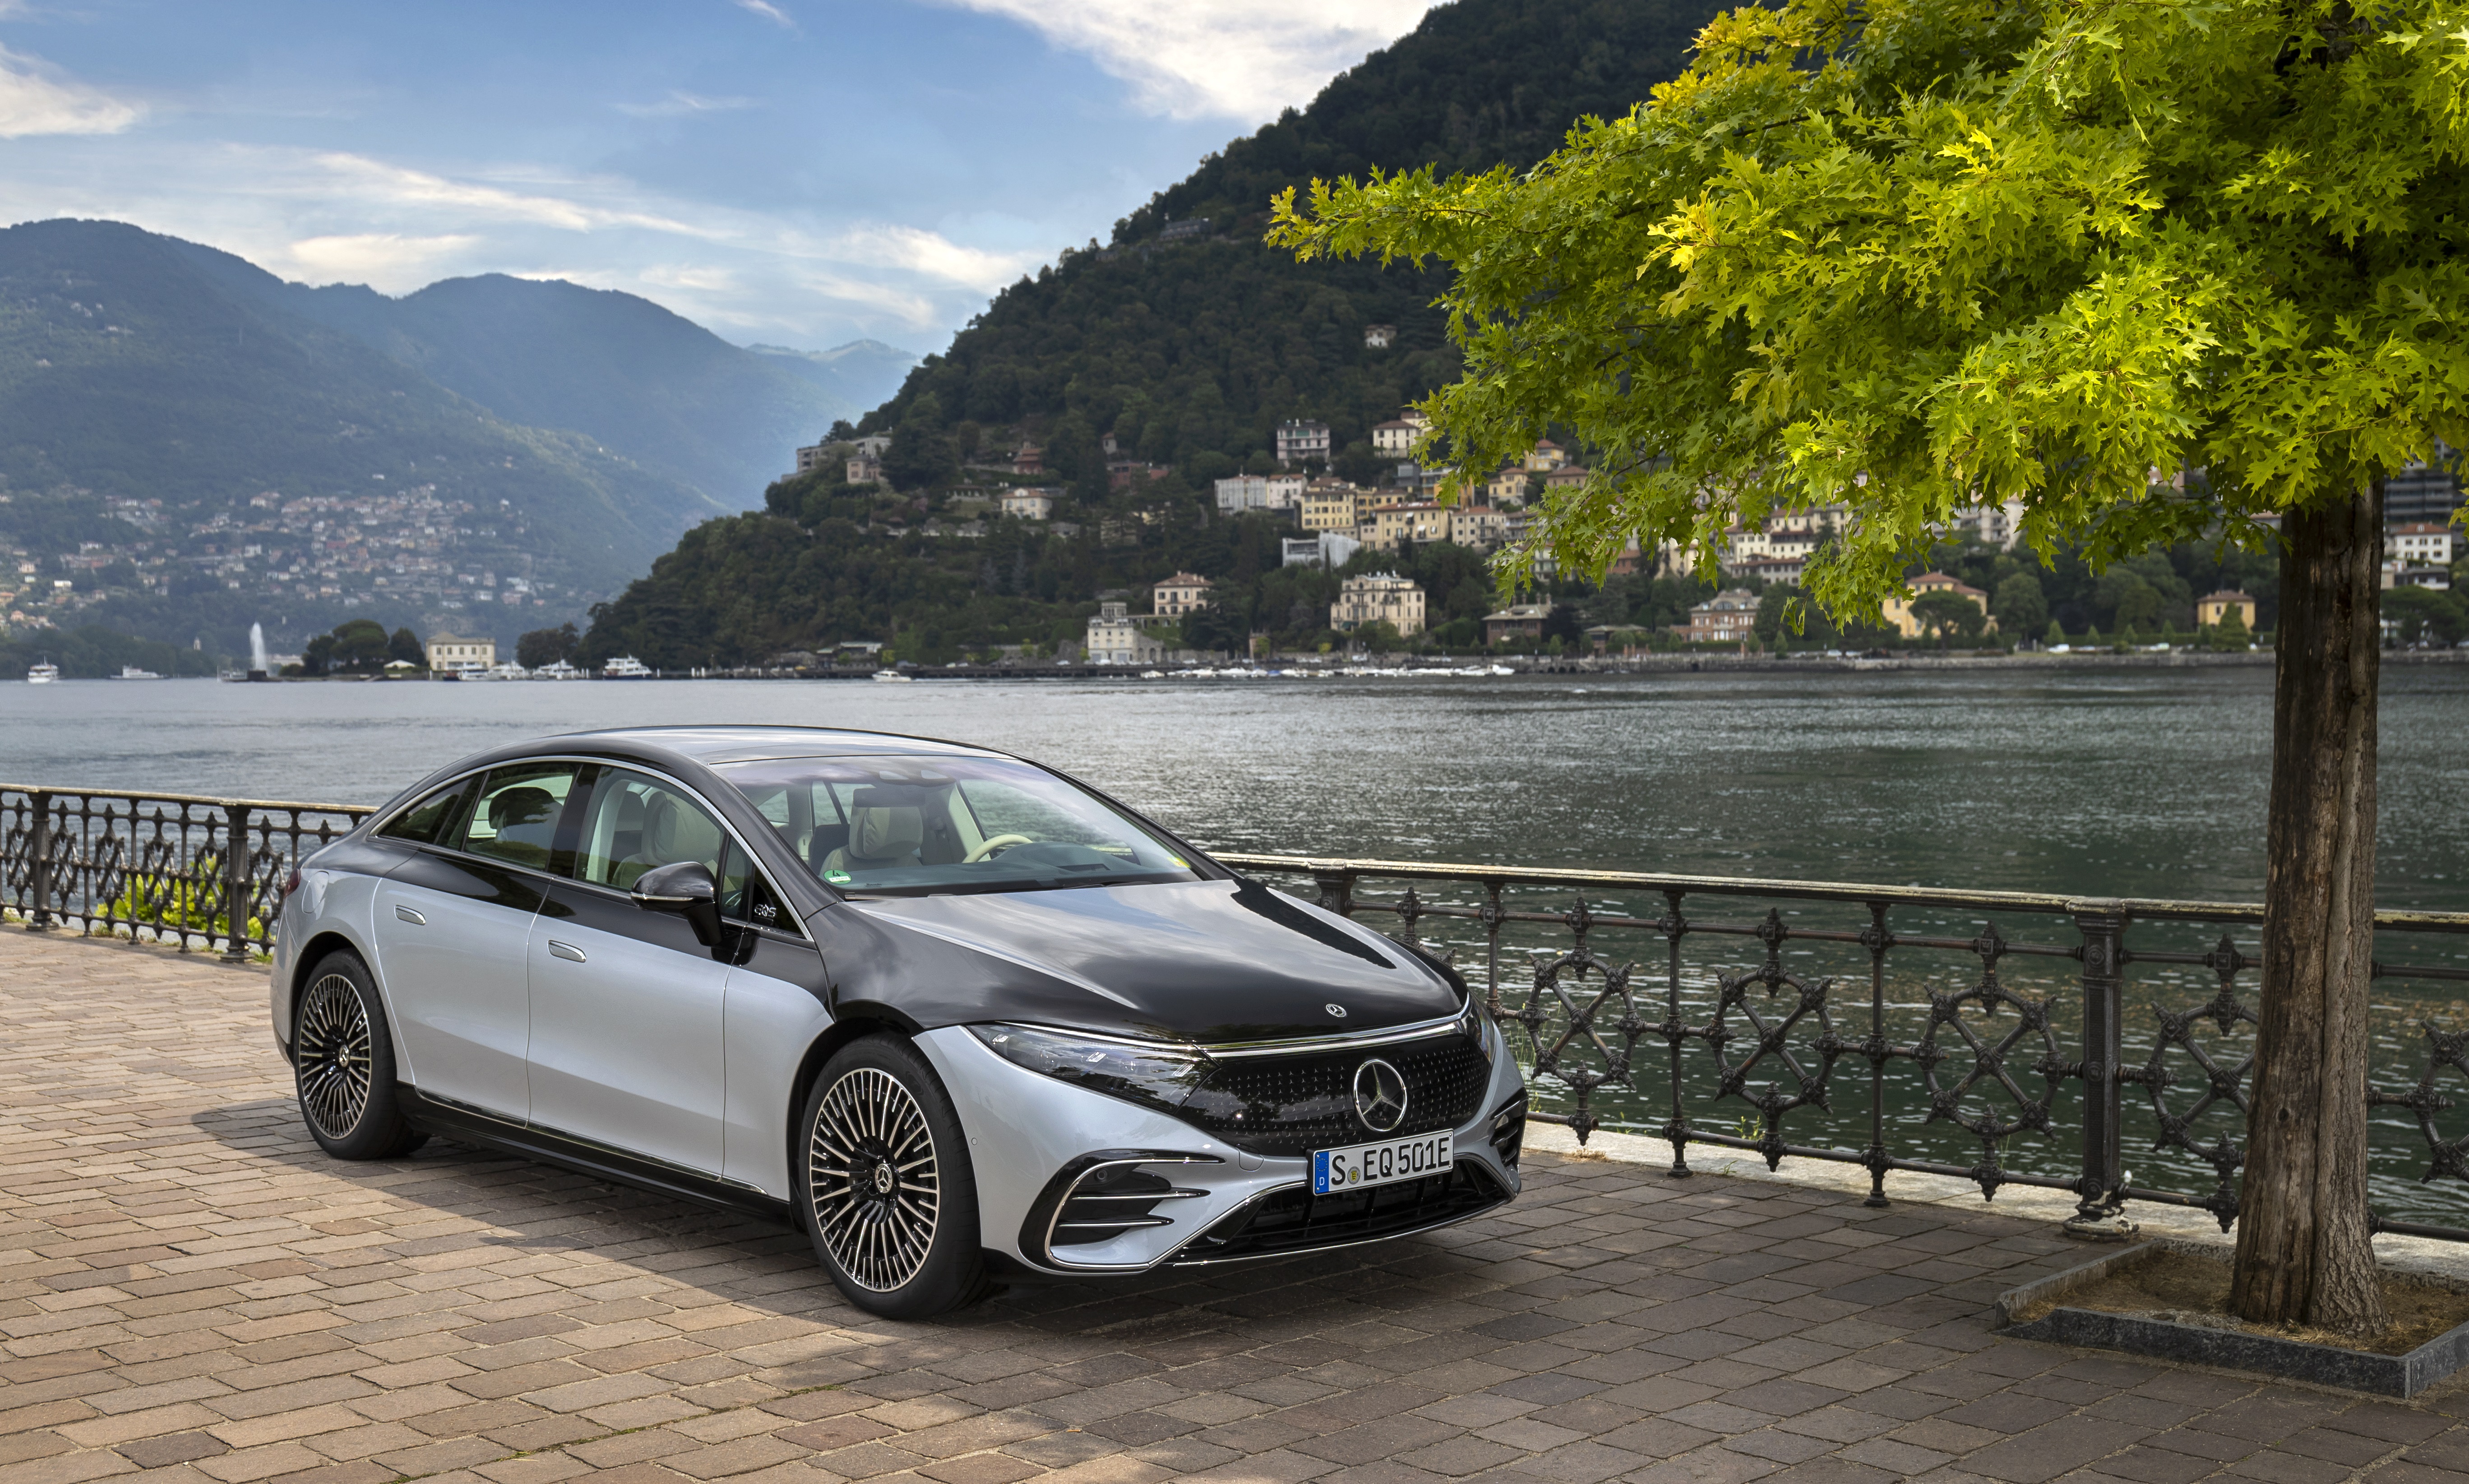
[632,861,722,947]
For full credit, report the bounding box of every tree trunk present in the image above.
[2229,480,2386,1336]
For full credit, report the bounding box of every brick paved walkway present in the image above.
[5,932,2468,1484]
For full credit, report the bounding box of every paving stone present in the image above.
[5,930,2467,1484]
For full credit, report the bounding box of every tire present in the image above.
[294,951,428,1160]
[795,1035,989,1318]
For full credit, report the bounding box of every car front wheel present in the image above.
[795,1035,988,1318]
[295,951,429,1160]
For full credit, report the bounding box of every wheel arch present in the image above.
[781,1001,926,1186]
[280,930,375,1059]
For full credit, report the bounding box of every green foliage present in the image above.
[104,852,262,943]
[516,622,579,669]
[1994,575,2050,636]
[2384,584,2469,645]
[301,618,397,676]
[1910,590,1988,645]
[1270,0,2469,620]
[2045,618,2067,647]
[0,623,218,678]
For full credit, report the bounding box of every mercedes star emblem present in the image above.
[1324,1003,1347,1018]
[1353,1058,1409,1133]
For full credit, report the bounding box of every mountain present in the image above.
[0,219,732,655]
[170,253,910,503]
[579,0,1736,667]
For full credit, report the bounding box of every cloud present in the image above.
[281,233,481,284]
[822,223,1040,292]
[302,152,711,237]
[932,0,1431,120]
[0,44,143,138]
[733,0,795,28]
[615,90,757,118]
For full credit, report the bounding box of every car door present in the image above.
[711,830,833,1199]
[526,766,730,1175]
[372,762,578,1120]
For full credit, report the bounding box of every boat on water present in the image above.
[484,662,529,681]
[602,655,653,679]
[112,665,162,681]
[27,659,60,684]
[533,660,583,680]
[870,669,913,683]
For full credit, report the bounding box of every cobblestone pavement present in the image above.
[5,932,2469,1484]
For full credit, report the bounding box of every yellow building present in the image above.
[1152,572,1214,617]
[426,633,495,673]
[1330,572,1426,636]
[2197,590,2257,629]
[1879,572,1996,639]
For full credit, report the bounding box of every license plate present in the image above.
[1313,1132,1452,1194]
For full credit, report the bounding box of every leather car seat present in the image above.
[819,805,924,876]
[486,786,559,863]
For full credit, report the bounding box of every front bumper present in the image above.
[914,1021,1526,1276]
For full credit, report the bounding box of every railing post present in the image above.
[1313,869,1355,917]
[2070,902,2129,1231]
[222,805,252,963]
[26,790,54,931]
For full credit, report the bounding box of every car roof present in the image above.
[545,725,1012,768]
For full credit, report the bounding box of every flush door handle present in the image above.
[394,904,426,925]
[547,940,587,963]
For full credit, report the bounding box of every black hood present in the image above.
[818,879,1460,1042]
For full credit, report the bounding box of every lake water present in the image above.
[9,664,2469,1223]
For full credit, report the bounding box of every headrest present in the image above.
[848,806,924,862]
[644,795,723,866]
[490,786,557,831]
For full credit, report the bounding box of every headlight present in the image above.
[1460,999,1497,1065]
[971,1023,1207,1114]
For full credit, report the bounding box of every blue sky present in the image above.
[0,0,1435,353]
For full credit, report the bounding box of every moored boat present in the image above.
[27,658,59,684]
[602,655,653,679]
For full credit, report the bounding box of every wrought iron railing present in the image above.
[0,788,373,961]
[1219,853,2469,1243]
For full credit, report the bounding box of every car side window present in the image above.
[377,780,471,845]
[452,764,580,871]
[572,769,725,891]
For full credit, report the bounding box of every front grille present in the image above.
[1176,1033,1491,1156]
[1173,1159,1508,1263]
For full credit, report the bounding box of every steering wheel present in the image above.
[964,834,1034,863]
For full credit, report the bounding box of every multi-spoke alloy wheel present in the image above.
[807,1066,942,1292]
[297,972,374,1138]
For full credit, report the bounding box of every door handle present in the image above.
[394,904,426,925]
[547,940,587,963]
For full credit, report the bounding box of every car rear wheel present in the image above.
[295,951,428,1160]
[796,1035,989,1318]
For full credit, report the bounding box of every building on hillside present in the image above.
[1085,602,1165,665]
[1488,465,1535,506]
[1284,532,1362,568]
[2387,449,2463,524]
[1674,590,1762,645]
[1299,478,1362,532]
[1263,471,1308,509]
[1152,572,1214,617]
[426,633,495,674]
[1525,441,1567,473]
[846,455,882,486]
[795,443,832,475]
[1544,465,1588,493]
[1276,420,1332,467]
[1880,572,1996,638]
[1214,475,1270,512]
[1330,573,1426,636]
[2196,590,2257,629]
[2390,522,2458,568]
[1010,443,1044,475]
[1000,489,1055,521]
[1158,217,1212,242]
[1107,461,1168,491]
[1949,499,2026,550]
[1372,411,1429,456]
[1729,555,1807,586]
[1484,604,1551,644]
[1364,323,1397,349]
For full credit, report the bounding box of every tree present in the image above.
[388,627,423,667]
[518,623,580,670]
[1541,602,1583,646]
[1993,575,2049,639]
[1271,0,2469,1334]
[2044,618,2067,649]
[2210,605,2255,651]
[1909,590,1987,647]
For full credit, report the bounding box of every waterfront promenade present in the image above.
[5,934,2467,1484]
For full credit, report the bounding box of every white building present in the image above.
[1330,572,1426,636]
[1263,471,1307,509]
[1372,411,1429,457]
[426,633,495,674]
[1276,420,1332,467]
[1151,572,1213,617]
[2391,522,2458,567]
[1283,532,1363,568]
[1215,475,1270,513]
[1085,602,1165,665]
[1363,324,1396,349]
[1001,489,1055,521]
[1948,498,2026,550]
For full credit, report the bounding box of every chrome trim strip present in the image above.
[1039,1154,1220,1272]
[393,904,426,925]
[1200,1010,1468,1059]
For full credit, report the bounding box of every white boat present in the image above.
[533,660,582,680]
[27,659,59,684]
[602,655,653,679]
[485,662,529,681]
[870,669,912,683]
[112,665,162,681]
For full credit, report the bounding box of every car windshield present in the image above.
[716,754,1203,897]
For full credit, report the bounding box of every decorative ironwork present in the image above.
[0,787,370,957]
[1217,851,2469,1244]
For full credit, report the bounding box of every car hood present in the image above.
[831,878,1460,1042]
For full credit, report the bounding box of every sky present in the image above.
[0,0,1438,354]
